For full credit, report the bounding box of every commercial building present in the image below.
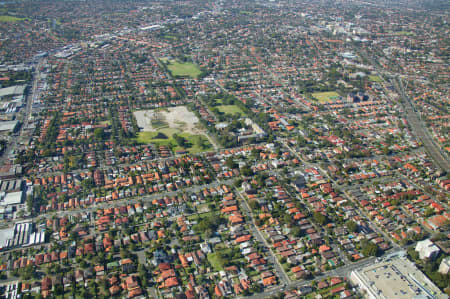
[0,85,26,100]
[350,254,446,299]
[0,120,19,133]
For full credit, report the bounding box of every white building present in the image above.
[415,239,440,260]
[350,253,446,299]
[438,257,450,275]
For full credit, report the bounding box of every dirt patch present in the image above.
[134,106,202,134]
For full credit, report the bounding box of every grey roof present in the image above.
[0,85,26,98]
[0,120,18,132]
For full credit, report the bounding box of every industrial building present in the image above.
[0,222,45,250]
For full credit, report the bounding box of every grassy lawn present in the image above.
[312,91,340,103]
[165,59,202,78]
[216,105,246,116]
[207,253,224,271]
[188,211,215,221]
[395,31,415,36]
[369,75,382,82]
[136,131,172,147]
[163,35,177,40]
[175,133,213,154]
[0,15,27,22]
[136,129,212,154]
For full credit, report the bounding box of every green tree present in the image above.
[241,164,254,177]
[313,212,327,225]
[173,133,186,147]
[361,240,379,257]
[291,226,303,238]
[93,128,105,141]
[346,220,358,233]
[248,200,259,211]
[225,157,237,169]
[424,207,435,217]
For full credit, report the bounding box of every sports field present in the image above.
[165,59,202,78]
[216,105,246,116]
[0,15,27,22]
[312,91,340,103]
[369,75,382,82]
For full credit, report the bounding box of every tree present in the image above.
[424,207,435,217]
[93,128,105,141]
[241,164,254,177]
[173,133,186,147]
[346,220,358,233]
[225,157,237,169]
[291,226,303,238]
[81,177,95,189]
[248,200,259,211]
[313,212,327,225]
[193,215,224,235]
[26,195,33,213]
[54,284,64,296]
[361,240,379,257]
[18,265,35,280]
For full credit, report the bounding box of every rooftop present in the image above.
[0,85,26,98]
[351,255,446,299]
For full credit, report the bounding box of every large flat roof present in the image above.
[2,191,23,206]
[0,120,18,132]
[0,85,26,98]
[352,255,446,299]
[0,227,14,248]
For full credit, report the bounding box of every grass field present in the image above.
[207,253,224,271]
[394,31,415,36]
[163,35,177,40]
[369,75,382,82]
[165,60,202,78]
[0,15,27,22]
[136,129,212,154]
[312,91,340,103]
[216,105,246,116]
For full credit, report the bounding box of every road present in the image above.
[235,187,291,286]
[280,139,401,250]
[38,177,234,219]
[357,48,449,173]
[393,77,450,172]
[241,246,405,299]
[0,58,43,165]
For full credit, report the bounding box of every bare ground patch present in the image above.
[134,106,202,134]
